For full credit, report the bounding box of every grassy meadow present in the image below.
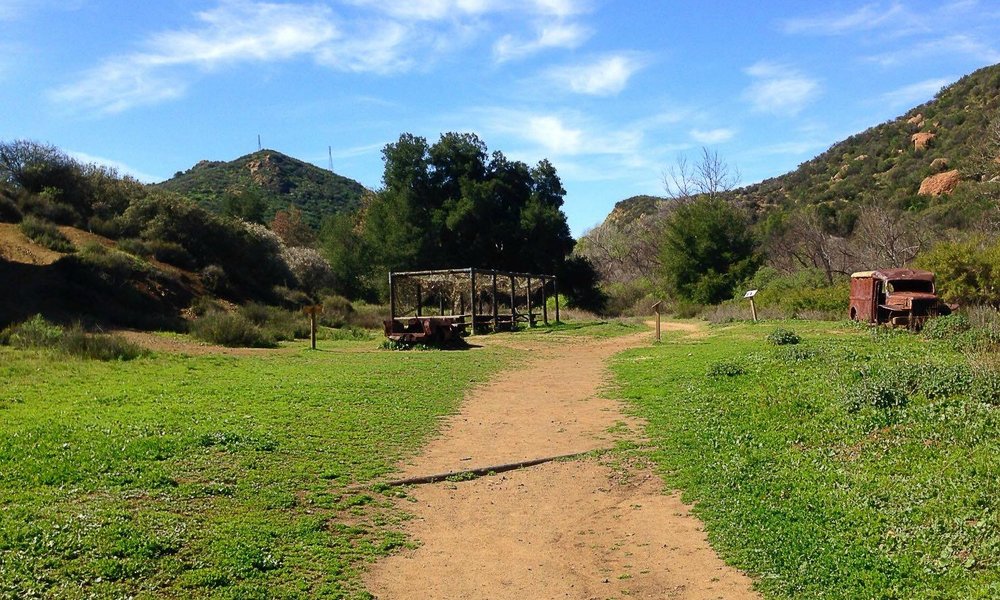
[0,335,512,599]
[613,320,1000,599]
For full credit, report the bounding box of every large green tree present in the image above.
[659,197,761,304]
[329,132,577,300]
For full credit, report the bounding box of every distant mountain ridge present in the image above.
[603,62,1000,228]
[156,149,368,226]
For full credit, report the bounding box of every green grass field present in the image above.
[613,321,1000,599]
[0,337,512,599]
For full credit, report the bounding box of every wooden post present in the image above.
[303,304,322,350]
[553,278,560,323]
[526,276,533,327]
[415,283,422,317]
[743,289,759,323]
[470,269,478,334]
[439,292,445,316]
[541,277,549,325]
[388,272,396,321]
[492,270,499,331]
[652,301,662,342]
[509,274,516,323]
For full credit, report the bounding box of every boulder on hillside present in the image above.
[912,132,936,151]
[918,169,961,196]
[930,157,950,171]
[907,113,924,127]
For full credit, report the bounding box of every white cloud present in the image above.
[742,61,820,116]
[866,34,1000,67]
[345,0,493,21]
[493,22,591,62]
[67,151,163,183]
[52,2,340,113]
[781,2,908,35]
[547,53,647,96]
[690,128,735,144]
[879,77,955,107]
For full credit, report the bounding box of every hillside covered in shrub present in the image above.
[156,149,367,228]
[579,62,1000,317]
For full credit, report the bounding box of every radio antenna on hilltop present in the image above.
[328,146,334,172]
[257,134,262,151]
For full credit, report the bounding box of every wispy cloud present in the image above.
[52,2,340,113]
[781,2,909,35]
[880,77,955,107]
[546,53,647,96]
[866,33,1000,67]
[742,61,820,116]
[690,128,735,144]
[52,0,605,114]
[493,22,591,62]
[67,150,163,183]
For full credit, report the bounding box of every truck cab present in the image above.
[849,269,950,328]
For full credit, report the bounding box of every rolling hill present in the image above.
[603,62,1000,229]
[156,149,368,227]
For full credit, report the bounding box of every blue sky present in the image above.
[2,1,998,236]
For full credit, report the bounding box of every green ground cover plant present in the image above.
[18,214,74,253]
[613,320,1000,598]
[0,337,511,598]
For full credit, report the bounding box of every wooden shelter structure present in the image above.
[384,268,559,342]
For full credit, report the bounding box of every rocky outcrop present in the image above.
[912,132,936,151]
[918,169,961,196]
[907,113,924,127]
[930,157,950,171]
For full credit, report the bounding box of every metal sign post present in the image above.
[743,289,758,323]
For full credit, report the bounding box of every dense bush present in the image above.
[1,314,63,348]
[0,192,21,223]
[58,324,149,361]
[189,312,276,348]
[77,242,151,286]
[915,237,1000,306]
[18,215,73,252]
[767,328,801,345]
[922,314,972,340]
[1,315,148,360]
[238,302,310,341]
[707,360,745,378]
[846,378,909,412]
[320,294,355,328]
[742,267,849,318]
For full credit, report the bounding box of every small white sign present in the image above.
[744,289,758,298]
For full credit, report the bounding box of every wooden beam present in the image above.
[541,277,549,325]
[492,270,499,331]
[388,272,396,320]
[470,269,477,334]
[415,282,422,317]
[526,276,533,328]
[554,278,560,323]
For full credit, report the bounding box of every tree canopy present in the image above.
[324,132,577,300]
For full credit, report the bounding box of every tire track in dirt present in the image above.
[364,327,760,600]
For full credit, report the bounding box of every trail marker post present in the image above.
[303,304,323,349]
[743,289,758,323]
[652,300,662,342]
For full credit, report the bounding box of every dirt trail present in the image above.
[364,327,760,600]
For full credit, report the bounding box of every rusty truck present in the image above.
[849,269,951,328]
